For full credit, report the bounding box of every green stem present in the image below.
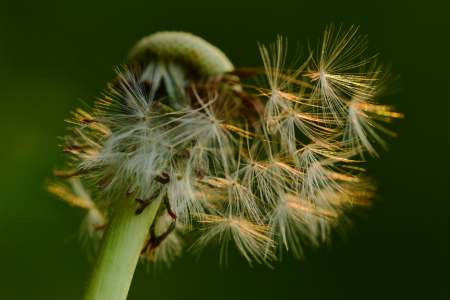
[82,195,162,300]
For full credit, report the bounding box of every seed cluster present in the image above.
[47,25,403,268]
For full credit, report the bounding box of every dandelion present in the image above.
[47,27,402,300]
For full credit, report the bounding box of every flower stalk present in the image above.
[81,195,162,300]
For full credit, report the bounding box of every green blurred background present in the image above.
[0,0,448,299]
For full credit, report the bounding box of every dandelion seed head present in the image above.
[48,26,402,267]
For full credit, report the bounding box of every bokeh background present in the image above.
[1,1,449,299]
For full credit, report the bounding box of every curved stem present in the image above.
[82,195,162,300]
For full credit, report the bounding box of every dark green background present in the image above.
[1,1,448,299]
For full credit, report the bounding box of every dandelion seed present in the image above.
[266,192,322,259]
[259,36,309,126]
[195,214,274,266]
[307,24,375,124]
[296,144,347,211]
[141,213,184,270]
[343,63,404,158]
[45,178,105,256]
